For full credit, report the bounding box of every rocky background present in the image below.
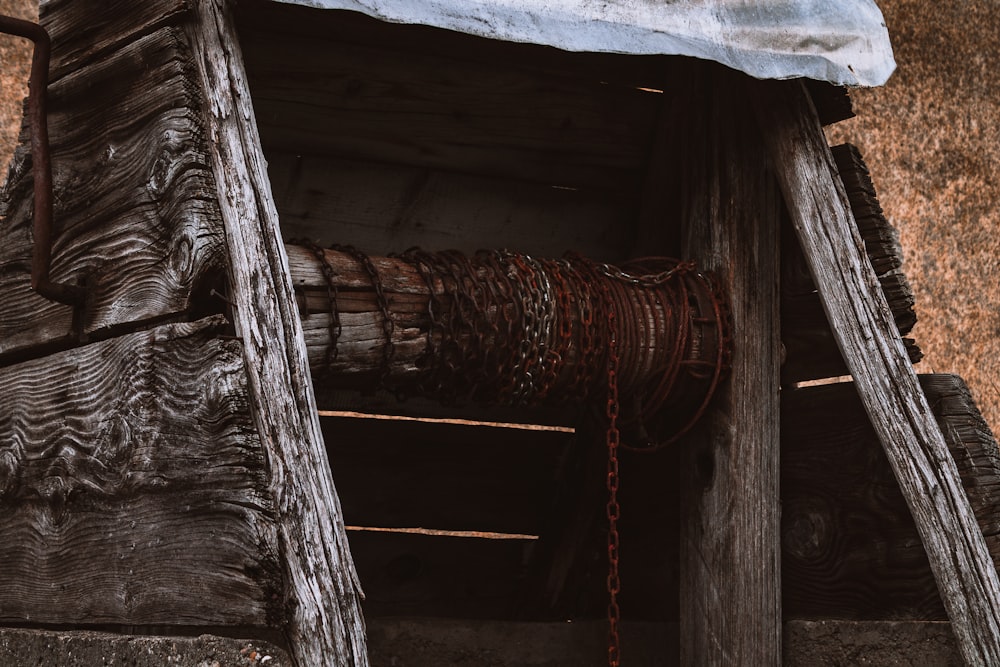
[1,0,997,434]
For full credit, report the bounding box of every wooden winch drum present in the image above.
[288,244,729,447]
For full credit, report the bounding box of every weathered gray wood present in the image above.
[0,316,280,626]
[268,151,634,261]
[782,143,920,383]
[185,1,368,665]
[783,374,1000,620]
[678,64,782,665]
[757,79,1000,665]
[0,27,224,359]
[40,0,190,81]
[239,9,658,193]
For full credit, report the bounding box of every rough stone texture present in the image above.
[367,619,676,666]
[826,0,1000,435]
[784,620,960,666]
[0,621,966,666]
[0,629,290,666]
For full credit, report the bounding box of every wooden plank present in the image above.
[803,80,855,127]
[267,151,634,261]
[239,13,659,193]
[40,0,191,82]
[320,414,571,535]
[0,27,224,359]
[756,79,1000,665]
[185,2,368,664]
[782,143,920,383]
[677,63,782,665]
[0,316,280,626]
[783,374,1000,620]
[313,388,576,428]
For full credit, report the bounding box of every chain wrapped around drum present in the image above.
[288,243,730,449]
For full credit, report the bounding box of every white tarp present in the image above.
[274,0,895,87]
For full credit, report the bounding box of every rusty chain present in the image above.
[292,238,342,375]
[331,244,396,389]
[297,244,729,667]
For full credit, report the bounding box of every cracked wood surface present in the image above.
[186,1,369,664]
[758,78,1000,666]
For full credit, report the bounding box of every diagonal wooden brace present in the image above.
[756,79,1000,666]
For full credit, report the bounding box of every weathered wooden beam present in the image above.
[0,26,224,359]
[40,0,191,82]
[185,1,368,665]
[677,64,783,665]
[286,245,721,421]
[756,79,1000,665]
[781,143,920,384]
[0,316,280,626]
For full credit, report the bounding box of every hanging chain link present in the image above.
[331,244,396,388]
[292,238,342,375]
[604,284,623,667]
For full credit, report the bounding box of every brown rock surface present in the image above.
[0,0,997,435]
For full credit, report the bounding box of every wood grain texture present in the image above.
[288,244,717,412]
[268,151,634,262]
[185,1,368,664]
[782,143,921,383]
[238,7,659,194]
[783,374,1000,620]
[677,64,782,665]
[0,26,224,358]
[0,316,280,626]
[40,0,190,82]
[757,79,1000,665]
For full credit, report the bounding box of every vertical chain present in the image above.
[331,244,396,388]
[292,238,341,375]
[605,283,623,667]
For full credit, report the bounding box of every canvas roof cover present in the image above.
[273,0,895,87]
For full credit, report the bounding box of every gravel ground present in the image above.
[1,1,997,429]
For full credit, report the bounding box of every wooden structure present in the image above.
[1,0,999,665]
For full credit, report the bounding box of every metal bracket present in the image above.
[1,15,84,306]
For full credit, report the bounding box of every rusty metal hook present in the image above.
[1,15,84,306]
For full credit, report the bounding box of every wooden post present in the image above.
[186,1,368,665]
[756,79,1000,665]
[677,64,783,664]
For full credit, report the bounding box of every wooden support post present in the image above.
[186,1,368,665]
[677,64,783,664]
[756,79,1000,665]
